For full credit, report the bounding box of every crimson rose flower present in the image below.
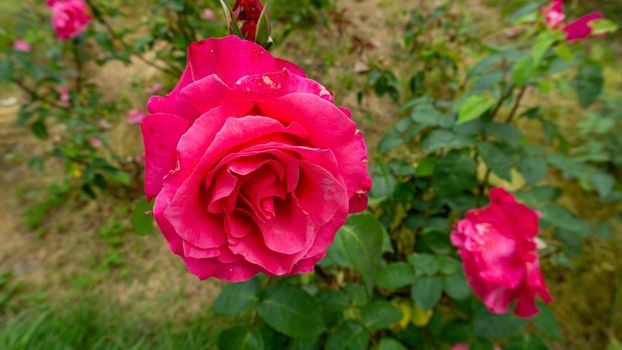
[142,36,371,282]
[48,0,92,41]
[541,0,605,42]
[451,188,552,318]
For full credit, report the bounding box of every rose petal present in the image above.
[141,113,189,200]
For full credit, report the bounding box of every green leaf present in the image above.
[477,142,513,181]
[540,204,591,234]
[290,338,321,350]
[513,56,534,86]
[416,157,436,177]
[458,95,495,125]
[255,0,273,49]
[505,334,548,350]
[361,301,403,331]
[575,63,603,108]
[421,231,453,255]
[436,256,461,275]
[0,59,13,81]
[316,288,349,327]
[589,19,619,35]
[532,31,561,67]
[212,278,261,315]
[31,120,49,140]
[531,304,562,340]
[345,284,368,306]
[411,275,443,311]
[473,309,526,338]
[131,198,154,236]
[257,285,325,339]
[410,103,451,127]
[325,321,369,350]
[409,253,439,276]
[420,130,474,152]
[377,262,414,289]
[376,338,407,350]
[519,156,549,185]
[432,151,477,196]
[443,273,470,301]
[333,214,385,294]
[218,326,264,350]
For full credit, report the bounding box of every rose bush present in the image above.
[451,188,552,318]
[142,35,371,281]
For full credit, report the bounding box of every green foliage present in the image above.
[211,1,621,349]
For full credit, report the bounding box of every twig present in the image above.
[85,0,180,77]
[11,78,69,110]
[505,86,528,123]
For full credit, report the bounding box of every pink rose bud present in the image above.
[142,36,370,282]
[564,11,605,42]
[90,138,103,148]
[233,0,265,41]
[451,188,552,318]
[13,40,32,53]
[201,8,216,20]
[126,108,146,125]
[48,0,92,41]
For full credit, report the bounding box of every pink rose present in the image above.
[541,0,605,42]
[451,188,552,318]
[12,40,32,53]
[141,36,370,282]
[126,108,146,125]
[48,0,92,41]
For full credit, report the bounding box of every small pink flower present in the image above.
[541,0,565,29]
[201,8,216,20]
[452,345,470,350]
[134,155,145,164]
[144,83,163,95]
[48,0,92,41]
[126,108,146,125]
[90,138,103,148]
[59,87,70,103]
[451,188,552,318]
[12,40,32,53]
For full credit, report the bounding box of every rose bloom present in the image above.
[13,40,32,53]
[451,188,552,318]
[541,0,605,42]
[142,36,370,282]
[48,0,92,41]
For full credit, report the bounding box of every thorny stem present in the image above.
[85,0,180,77]
[72,39,84,94]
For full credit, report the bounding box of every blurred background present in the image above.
[0,0,621,349]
